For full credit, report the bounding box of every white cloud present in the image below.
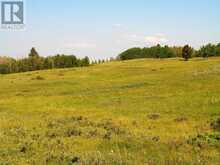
[113,24,124,29]
[125,34,143,42]
[145,34,168,44]
[114,28,169,45]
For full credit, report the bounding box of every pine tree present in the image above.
[29,47,39,58]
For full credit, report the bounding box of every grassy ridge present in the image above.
[0,58,220,164]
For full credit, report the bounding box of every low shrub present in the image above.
[187,132,220,148]
[174,117,188,122]
[147,113,160,120]
[211,118,220,131]
[33,75,45,80]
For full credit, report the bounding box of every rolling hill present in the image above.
[0,58,220,165]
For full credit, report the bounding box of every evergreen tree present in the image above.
[182,45,193,61]
[29,47,39,58]
[80,56,90,66]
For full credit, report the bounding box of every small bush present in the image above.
[98,119,126,135]
[19,145,27,153]
[148,113,160,120]
[211,118,220,131]
[152,136,160,142]
[58,72,64,76]
[187,132,220,148]
[65,127,82,137]
[174,117,188,122]
[33,75,45,80]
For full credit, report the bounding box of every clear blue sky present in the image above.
[1,0,220,59]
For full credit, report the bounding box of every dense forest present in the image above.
[0,48,90,74]
[118,43,220,60]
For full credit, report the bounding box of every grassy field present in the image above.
[0,58,220,165]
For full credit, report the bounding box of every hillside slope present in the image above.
[0,58,220,164]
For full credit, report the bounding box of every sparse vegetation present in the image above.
[34,75,45,80]
[0,58,220,164]
[211,118,220,131]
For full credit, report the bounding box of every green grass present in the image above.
[0,58,220,164]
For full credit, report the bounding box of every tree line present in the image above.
[118,43,220,60]
[1,43,220,74]
[0,48,90,74]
